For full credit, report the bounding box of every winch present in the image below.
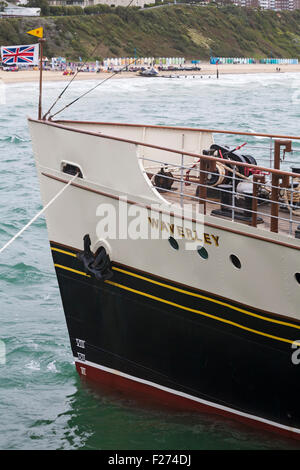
[202,143,258,187]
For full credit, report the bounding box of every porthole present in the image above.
[197,246,208,260]
[230,254,241,269]
[168,237,179,250]
[295,273,300,284]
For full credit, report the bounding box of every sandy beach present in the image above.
[1,62,300,84]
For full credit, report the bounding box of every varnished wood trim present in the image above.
[56,119,300,141]
[29,118,300,178]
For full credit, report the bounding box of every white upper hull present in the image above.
[29,119,300,321]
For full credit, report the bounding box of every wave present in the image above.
[0,262,46,284]
[25,360,41,371]
[0,135,30,144]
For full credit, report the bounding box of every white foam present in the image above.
[25,360,40,371]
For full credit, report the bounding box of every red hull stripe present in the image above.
[75,359,300,440]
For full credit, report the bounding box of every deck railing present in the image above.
[139,136,300,238]
[34,120,300,238]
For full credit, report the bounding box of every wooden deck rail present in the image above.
[30,118,300,237]
[30,119,300,179]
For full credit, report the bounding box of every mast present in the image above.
[26,27,44,120]
[38,38,45,120]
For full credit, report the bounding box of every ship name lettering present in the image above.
[148,217,159,229]
[148,217,220,246]
[204,233,211,244]
[161,221,169,232]
[211,235,219,246]
[177,226,185,238]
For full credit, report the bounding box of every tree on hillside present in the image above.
[0,1,8,11]
[215,0,235,5]
[26,0,50,15]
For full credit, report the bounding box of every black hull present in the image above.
[51,241,300,438]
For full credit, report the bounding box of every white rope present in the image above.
[0,173,78,255]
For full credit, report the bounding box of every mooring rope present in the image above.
[281,182,300,216]
[0,173,78,255]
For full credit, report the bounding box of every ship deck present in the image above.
[157,178,300,238]
[47,120,300,240]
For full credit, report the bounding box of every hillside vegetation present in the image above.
[0,5,300,60]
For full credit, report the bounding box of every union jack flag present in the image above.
[1,44,39,65]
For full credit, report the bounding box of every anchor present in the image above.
[77,234,113,281]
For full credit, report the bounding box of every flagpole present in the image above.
[26,27,44,119]
[38,38,45,120]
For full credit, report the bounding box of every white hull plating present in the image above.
[29,119,300,321]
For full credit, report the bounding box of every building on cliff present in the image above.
[47,0,154,7]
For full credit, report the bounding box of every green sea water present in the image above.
[1,73,300,450]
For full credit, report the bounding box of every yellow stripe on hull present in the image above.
[51,246,300,331]
[53,261,300,347]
